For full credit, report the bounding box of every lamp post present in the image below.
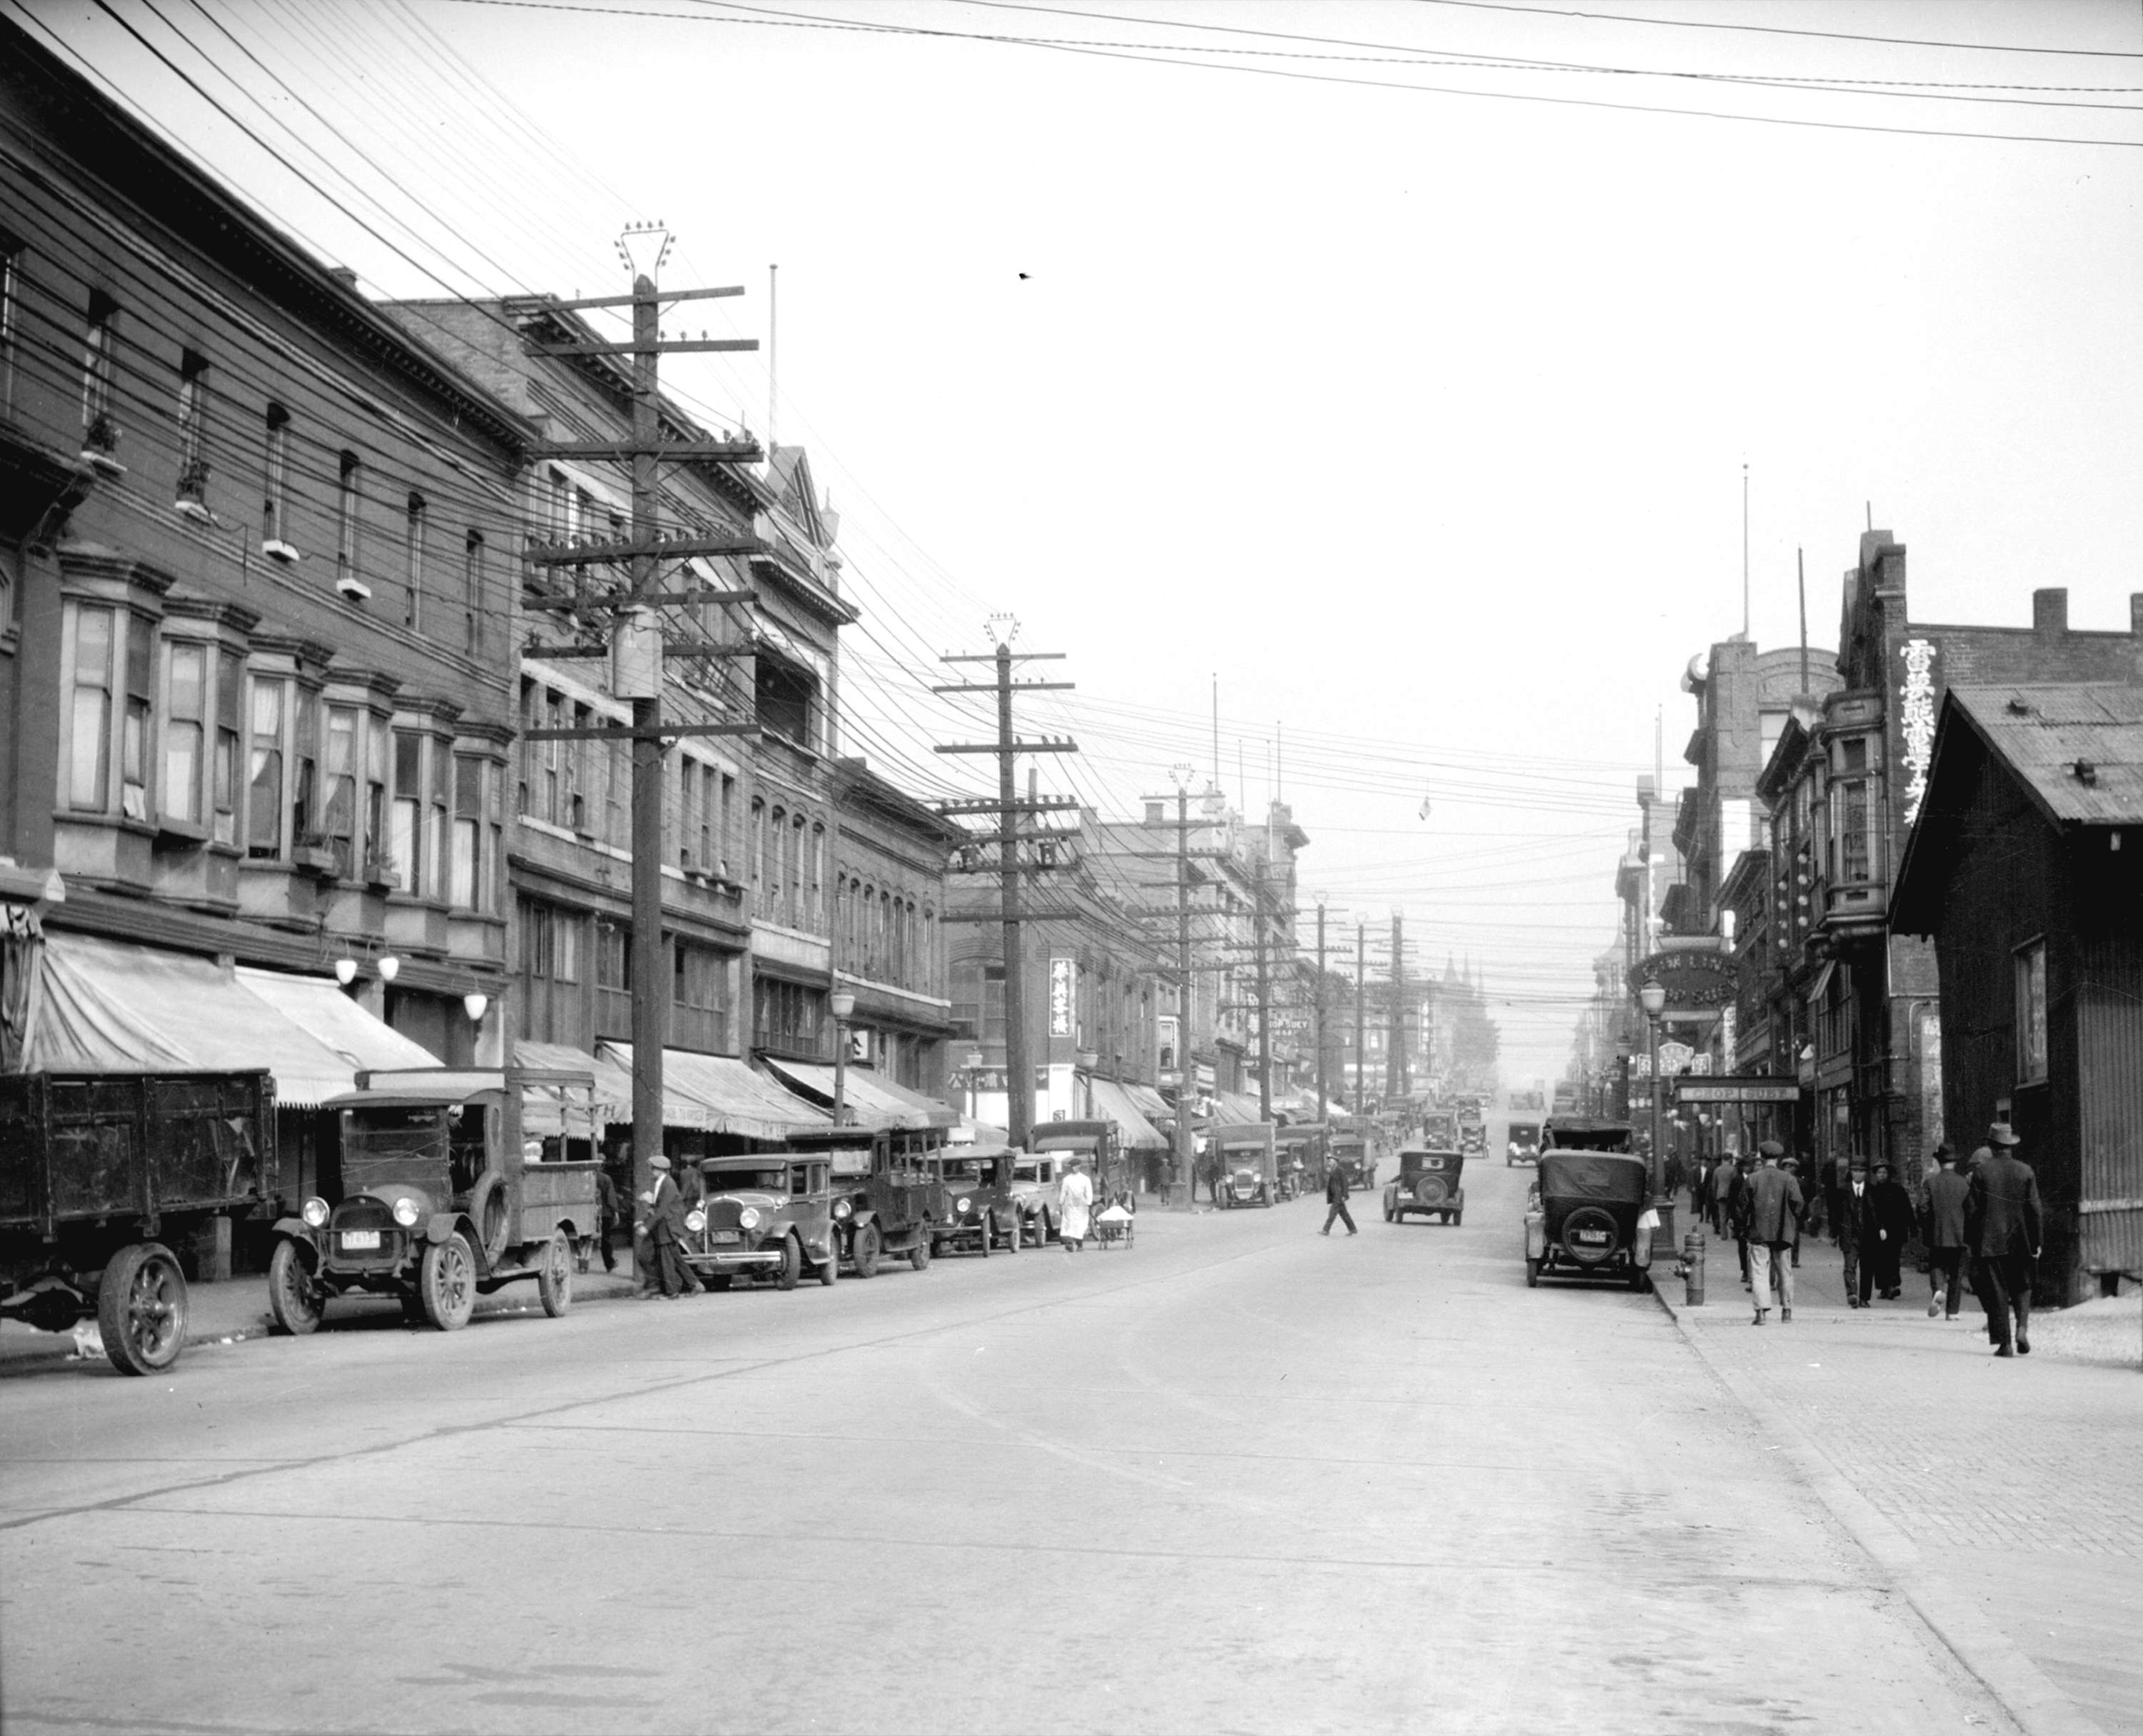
[829,989,856,1127]
[1638,977,1667,1202]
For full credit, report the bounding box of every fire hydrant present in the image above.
[1683,1229,1707,1307]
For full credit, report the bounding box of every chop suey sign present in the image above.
[1629,950,1737,1012]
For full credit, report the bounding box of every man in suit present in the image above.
[1861,1159,1916,1303]
[1966,1122,2043,1357]
[1837,1158,1868,1307]
[1724,1152,1757,1289]
[1744,1141,1804,1325]
[1320,1159,1357,1236]
[638,1153,701,1299]
[1922,1147,1971,1319]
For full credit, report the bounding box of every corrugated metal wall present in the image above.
[2077,935,2143,1279]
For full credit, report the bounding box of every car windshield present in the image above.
[703,1167,787,1194]
[1012,1162,1046,1182]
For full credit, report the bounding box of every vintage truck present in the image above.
[0,1069,274,1374]
[1211,1122,1277,1209]
[1029,1119,1128,1206]
[789,1126,946,1276]
[265,1067,602,1334]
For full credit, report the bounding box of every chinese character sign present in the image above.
[1049,956,1074,1038]
[1898,638,1938,825]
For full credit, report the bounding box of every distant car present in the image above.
[681,1154,844,1289]
[931,1151,1022,1257]
[1212,1124,1277,1209]
[1506,1120,1542,1166]
[1524,1149,1654,1291]
[1383,1147,1465,1224]
[1009,1152,1064,1246]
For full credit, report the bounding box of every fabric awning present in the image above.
[26,934,434,1106]
[1215,1089,1269,1124]
[514,1039,636,1135]
[1125,1082,1174,1123]
[1089,1077,1168,1149]
[762,1057,956,1132]
[599,1042,829,1142]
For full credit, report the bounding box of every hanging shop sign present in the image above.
[1049,957,1075,1038]
[1630,949,1737,1012]
[1673,1076,1801,1105]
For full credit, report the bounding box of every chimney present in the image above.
[2131,592,2143,639]
[2033,588,2068,639]
[1144,801,1164,827]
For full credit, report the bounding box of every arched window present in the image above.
[810,822,825,931]
[788,812,805,927]
[749,799,766,899]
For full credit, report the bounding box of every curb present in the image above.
[1649,1279,2106,1736]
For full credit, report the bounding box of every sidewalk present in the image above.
[1657,1216,2143,1736]
[1,1252,644,1372]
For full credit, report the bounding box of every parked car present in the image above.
[269,1067,601,1335]
[1506,1120,1542,1166]
[1382,1147,1464,1225]
[0,1069,274,1375]
[931,1150,1022,1257]
[1275,1124,1325,1198]
[788,1127,946,1275]
[1009,1151,1063,1245]
[1524,1149,1655,1290]
[1212,1123,1277,1209]
[681,1153,843,1289]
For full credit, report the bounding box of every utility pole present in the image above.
[933,628,1074,1149]
[1314,895,1328,1121]
[519,226,762,1209]
[1253,853,1273,1122]
[1354,921,1367,1115]
[1386,909,1407,1105]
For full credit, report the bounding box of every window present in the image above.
[162,642,209,826]
[119,615,151,822]
[751,976,824,1056]
[787,814,804,926]
[981,964,1006,1042]
[246,677,284,856]
[755,652,815,747]
[81,290,118,447]
[324,704,359,876]
[451,754,484,910]
[2015,940,2048,1085]
[950,957,980,1039]
[0,234,20,416]
[392,731,423,893]
[262,406,290,546]
[335,452,362,589]
[596,922,631,992]
[212,650,239,846]
[464,532,484,655]
[404,495,426,630]
[750,799,767,900]
[674,942,728,1049]
[426,737,448,900]
[176,351,209,504]
[364,716,388,877]
[809,824,824,929]
[67,604,114,810]
[523,900,579,982]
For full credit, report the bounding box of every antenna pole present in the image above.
[767,263,777,452]
[1742,461,1750,639]
[1798,547,1809,694]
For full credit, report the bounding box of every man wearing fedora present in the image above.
[1744,1140,1804,1325]
[1964,1122,2042,1357]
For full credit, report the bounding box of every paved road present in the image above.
[3,1159,2020,1735]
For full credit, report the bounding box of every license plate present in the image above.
[1574,1229,1609,1244]
[340,1229,381,1251]
[709,1231,739,1244]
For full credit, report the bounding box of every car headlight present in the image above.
[301,1197,329,1229]
[739,1207,761,1230]
[956,1195,972,1214]
[684,1209,706,1234]
[831,1199,851,1219]
[391,1197,419,1228]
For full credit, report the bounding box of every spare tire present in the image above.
[1560,1204,1621,1266]
[1414,1177,1449,1207]
[465,1170,511,1264]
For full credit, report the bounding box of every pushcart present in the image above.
[1094,1202,1135,1249]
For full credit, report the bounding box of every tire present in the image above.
[852,1222,881,1278]
[1526,1257,1541,1289]
[1383,1202,1394,1223]
[975,1219,991,1258]
[818,1237,839,1286]
[1454,1212,1464,1227]
[266,1239,323,1337]
[419,1232,478,1330]
[465,1171,510,1264]
[776,1237,800,1292]
[999,1213,1021,1254]
[1560,1205,1621,1268]
[909,1234,932,1273]
[97,1242,186,1375]
[538,1231,574,1317]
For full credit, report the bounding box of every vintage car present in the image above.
[1212,1123,1277,1209]
[1,1069,274,1375]
[681,1153,844,1289]
[1538,1114,1635,1154]
[269,1067,600,1334]
[1009,1150,1064,1245]
[1030,1119,1128,1205]
[1382,1147,1464,1225]
[789,1127,946,1275]
[1506,1120,1542,1167]
[1524,1149,1655,1291]
[931,1150,1023,1257]
[1274,1124,1325,1199]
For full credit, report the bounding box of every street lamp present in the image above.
[829,988,856,1126]
[1638,977,1667,1203]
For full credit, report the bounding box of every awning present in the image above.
[1089,1077,1167,1149]
[1215,1089,1269,1124]
[514,1039,636,1135]
[762,1057,956,1132]
[26,933,434,1106]
[1125,1082,1174,1123]
[599,1042,829,1142]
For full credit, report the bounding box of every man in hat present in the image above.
[1922,1146,1970,1319]
[1862,1159,1916,1302]
[1965,1123,2042,1357]
[637,1154,700,1299]
[1838,1158,1869,1307]
[1744,1141,1804,1324]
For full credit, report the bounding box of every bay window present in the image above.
[67,604,114,810]
[246,677,284,856]
[451,753,484,910]
[161,641,207,826]
[391,730,422,893]
[324,705,359,876]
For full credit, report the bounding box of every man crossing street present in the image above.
[1321,1161,1357,1237]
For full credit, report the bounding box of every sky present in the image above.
[17,0,2142,1084]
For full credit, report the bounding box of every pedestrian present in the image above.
[1838,1158,1868,1305]
[1922,1146,1969,1320]
[1662,1148,1687,1211]
[1819,1153,1844,1244]
[1780,1155,1807,1267]
[1862,1159,1914,1302]
[1964,1123,2043,1358]
[1725,1152,1756,1289]
[1799,1153,1828,1242]
[1320,1157,1358,1236]
[638,1154,699,1299]
[1744,1140,1804,1325]
[591,1163,619,1274]
[1059,1157,1096,1251]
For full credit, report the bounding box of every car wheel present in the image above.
[419,1233,477,1330]
[1454,1212,1464,1227]
[776,1237,801,1292]
[1000,1214,1021,1254]
[975,1220,991,1258]
[97,1242,187,1375]
[538,1231,574,1317]
[465,1170,511,1264]
[1526,1257,1541,1289]
[1383,1202,1394,1223]
[818,1237,839,1287]
[266,1239,323,1337]
[909,1233,932,1272]
[852,1222,881,1278]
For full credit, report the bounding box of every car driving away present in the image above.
[1506,1120,1541,1166]
[1382,1147,1464,1225]
[1524,1147,1656,1291]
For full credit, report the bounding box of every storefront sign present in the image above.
[1049,956,1074,1038]
[1898,638,1938,825]
[1630,949,1737,1012]
[1673,1076,1801,1105]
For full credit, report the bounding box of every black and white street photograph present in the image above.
[2,2,2140,1732]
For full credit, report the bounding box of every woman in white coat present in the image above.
[1058,1157,1096,1251]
